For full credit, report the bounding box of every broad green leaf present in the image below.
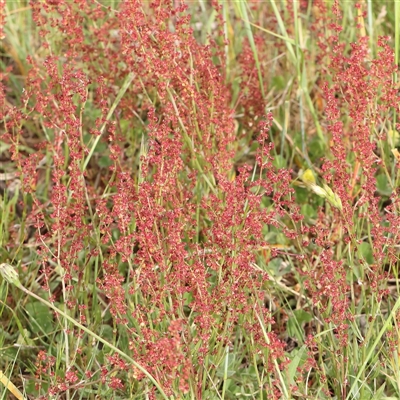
[359,242,374,265]
[376,173,391,196]
[25,301,53,335]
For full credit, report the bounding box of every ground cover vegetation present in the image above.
[1,0,400,399]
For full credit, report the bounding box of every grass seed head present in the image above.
[0,263,21,288]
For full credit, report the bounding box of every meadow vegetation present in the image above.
[1,1,400,399]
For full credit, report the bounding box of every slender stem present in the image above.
[16,283,169,400]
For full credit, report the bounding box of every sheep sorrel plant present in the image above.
[1,0,400,399]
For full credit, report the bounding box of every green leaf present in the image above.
[216,352,237,378]
[370,383,386,400]
[271,75,286,91]
[266,258,291,277]
[287,345,307,385]
[25,301,53,335]
[301,203,317,220]
[294,186,309,203]
[273,154,286,169]
[359,242,374,265]
[183,291,193,306]
[287,310,312,342]
[98,155,113,168]
[308,136,325,162]
[376,173,392,196]
[16,328,34,347]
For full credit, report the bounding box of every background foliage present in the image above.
[1,1,400,399]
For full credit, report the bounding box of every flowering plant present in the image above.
[0,1,399,399]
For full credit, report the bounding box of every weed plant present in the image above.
[1,1,400,399]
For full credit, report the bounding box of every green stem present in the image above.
[16,282,169,399]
